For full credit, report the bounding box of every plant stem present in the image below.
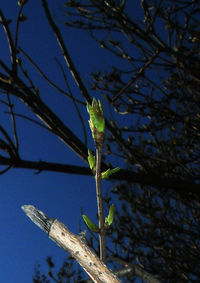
[95,145,106,263]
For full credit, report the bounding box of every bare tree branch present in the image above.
[112,50,160,102]
[0,8,16,73]
[0,155,199,198]
[42,0,92,104]
[18,47,85,105]
[0,71,89,162]
[22,205,121,283]
[6,93,19,151]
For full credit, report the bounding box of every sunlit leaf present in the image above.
[101,167,120,179]
[82,214,99,233]
[88,150,96,171]
[105,204,115,227]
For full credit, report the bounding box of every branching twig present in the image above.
[41,0,146,166]
[111,50,160,102]
[0,8,16,73]
[4,111,50,131]
[13,5,24,71]
[6,93,19,151]
[18,47,85,105]
[55,57,88,146]
[42,0,92,104]
[95,145,106,263]
[0,68,89,162]
[0,125,19,159]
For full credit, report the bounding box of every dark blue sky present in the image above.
[0,1,139,282]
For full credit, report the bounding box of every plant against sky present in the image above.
[0,0,200,282]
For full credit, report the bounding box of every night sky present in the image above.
[0,1,137,282]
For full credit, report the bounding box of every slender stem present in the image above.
[6,93,19,151]
[42,0,92,104]
[95,145,106,263]
[0,8,16,72]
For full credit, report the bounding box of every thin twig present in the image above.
[13,5,24,69]
[4,111,50,131]
[42,0,92,104]
[0,125,19,159]
[95,145,106,263]
[0,8,16,72]
[55,57,88,146]
[0,63,89,162]
[19,47,85,105]
[41,0,145,166]
[112,50,160,102]
[6,93,19,151]
[18,63,37,91]
[0,165,12,175]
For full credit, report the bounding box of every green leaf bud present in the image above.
[105,204,115,227]
[87,98,105,145]
[101,167,120,179]
[82,214,99,233]
[88,150,96,172]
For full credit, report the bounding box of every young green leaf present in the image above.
[101,167,120,179]
[87,98,105,144]
[82,214,99,233]
[88,149,96,171]
[105,204,115,227]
